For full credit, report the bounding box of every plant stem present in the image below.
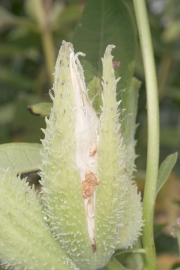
[41,30,55,85]
[133,0,159,269]
[106,256,127,270]
[33,0,55,85]
[131,239,145,270]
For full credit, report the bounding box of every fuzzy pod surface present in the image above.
[40,41,143,270]
[0,169,79,270]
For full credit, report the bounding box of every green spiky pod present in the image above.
[0,169,79,270]
[41,41,143,270]
[115,182,143,249]
[94,45,127,265]
[40,42,96,270]
[115,79,143,250]
[95,46,143,260]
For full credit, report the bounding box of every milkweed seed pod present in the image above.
[0,169,79,270]
[41,41,143,270]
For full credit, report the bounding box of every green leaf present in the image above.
[121,77,141,176]
[0,143,42,174]
[87,76,102,114]
[11,94,45,143]
[73,0,136,98]
[156,152,178,196]
[121,77,141,145]
[27,102,52,117]
[51,4,82,31]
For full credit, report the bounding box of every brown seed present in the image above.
[89,143,97,157]
[82,182,94,199]
[85,170,99,185]
[92,244,96,253]
[82,171,100,198]
[112,57,120,70]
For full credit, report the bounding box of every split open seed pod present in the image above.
[41,41,143,270]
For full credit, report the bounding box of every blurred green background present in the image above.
[0,0,180,269]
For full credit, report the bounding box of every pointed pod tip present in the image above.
[61,40,74,53]
[105,44,116,55]
[107,44,116,50]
